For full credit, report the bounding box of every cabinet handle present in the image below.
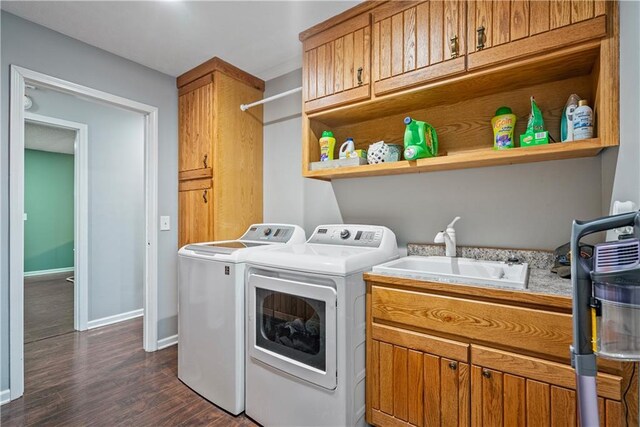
[449,35,459,59]
[482,369,492,379]
[203,154,208,168]
[449,361,458,370]
[203,189,208,204]
[476,26,486,50]
[357,67,363,86]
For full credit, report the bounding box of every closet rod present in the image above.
[240,87,302,111]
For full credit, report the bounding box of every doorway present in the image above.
[9,66,159,401]
[23,113,88,342]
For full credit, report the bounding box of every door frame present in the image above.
[9,65,159,400]
[24,112,89,332]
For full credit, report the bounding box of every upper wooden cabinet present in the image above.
[302,13,371,113]
[372,0,467,95]
[178,77,213,173]
[467,0,607,69]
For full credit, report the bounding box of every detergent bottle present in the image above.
[403,117,438,160]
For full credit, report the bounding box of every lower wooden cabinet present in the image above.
[178,178,213,248]
[365,275,638,427]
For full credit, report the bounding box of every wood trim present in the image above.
[299,0,384,42]
[178,168,213,182]
[365,274,573,311]
[468,15,607,70]
[304,84,371,114]
[372,323,469,362]
[371,409,413,427]
[470,346,623,401]
[303,12,372,51]
[178,178,212,192]
[177,57,264,91]
[374,57,466,96]
[178,74,213,96]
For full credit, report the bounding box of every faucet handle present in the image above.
[447,216,461,229]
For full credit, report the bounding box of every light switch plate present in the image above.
[160,216,170,231]
[23,213,28,221]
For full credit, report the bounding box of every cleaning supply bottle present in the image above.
[403,117,438,160]
[319,131,336,161]
[491,106,517,150]
[561,94,581,142]
[573,100,593,140]
[338,138,355,159]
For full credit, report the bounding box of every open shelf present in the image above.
[303,139,604,180]
[302,38,615,181]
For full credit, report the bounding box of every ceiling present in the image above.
[25,121,76,155]
[1,1,359,81]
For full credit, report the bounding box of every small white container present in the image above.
[573,99,593,140]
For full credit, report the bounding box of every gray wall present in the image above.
[1,12,179,391]
[264,2,639,251]
[27,88,145,321]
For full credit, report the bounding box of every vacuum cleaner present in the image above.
[571,211,640,425]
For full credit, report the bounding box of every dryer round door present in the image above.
[248,273,337,390]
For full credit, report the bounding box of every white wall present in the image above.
[263,3,639,250]
[1,12,179,391]
[28,88,145,321]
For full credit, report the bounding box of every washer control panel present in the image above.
[241,224,295,243]
[308,225,385,247]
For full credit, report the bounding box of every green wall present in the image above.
[24,149,74,273]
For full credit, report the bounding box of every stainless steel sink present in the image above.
[372,256,529,289]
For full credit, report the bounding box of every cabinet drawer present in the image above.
[370,285,572,361]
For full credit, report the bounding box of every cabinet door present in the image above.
[470,346,625,427]
[303,13,371,113]
[178,80,213,173]
[467,0,607,70]
[178,179,213,247]
[372,0,466,96]
[368,326,470,427]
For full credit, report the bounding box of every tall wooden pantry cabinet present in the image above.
[177,57,264,247]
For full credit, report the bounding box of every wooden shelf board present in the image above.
[307,41,601,128]
[303,139,604,180]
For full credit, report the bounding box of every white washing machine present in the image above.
[178,224,306,415]
[244,224,398,426]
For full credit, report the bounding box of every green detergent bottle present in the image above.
[403,117,438,160]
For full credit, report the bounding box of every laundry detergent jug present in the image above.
[403,117,438,160]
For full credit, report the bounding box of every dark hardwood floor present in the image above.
[1,318,258,426]
[24,274,74,343]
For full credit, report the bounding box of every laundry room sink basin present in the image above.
[372,256,529,289]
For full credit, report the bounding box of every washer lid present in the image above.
[246,243,397,275]
[184,241,270,255]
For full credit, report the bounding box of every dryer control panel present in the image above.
[240,224,298,243]
[308,225,386,248]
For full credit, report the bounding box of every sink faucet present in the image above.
[434,216,461,257]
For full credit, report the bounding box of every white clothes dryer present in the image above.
[178,224,305,415]
[244,225,398,426]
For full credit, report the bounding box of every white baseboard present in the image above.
[87,308,143,330]
[23,267,74,277]
[157,334,178,350]
[1,389,11,405]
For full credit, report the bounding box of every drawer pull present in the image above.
[449,35,459,58]
[482,369,492,379]
[203,154,208,168]
[449,361,458,370]
[357,67,363,86]
[203,189,208,204]
[476,26,486,50]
